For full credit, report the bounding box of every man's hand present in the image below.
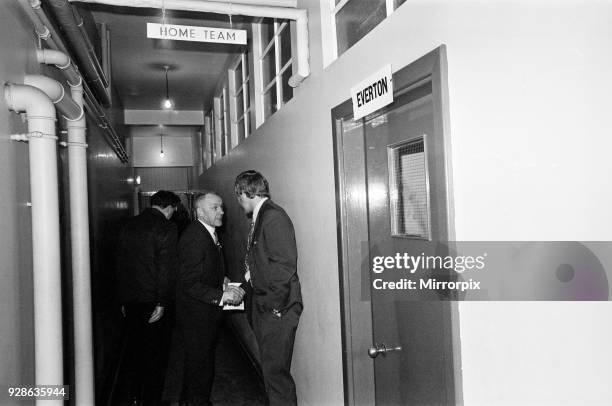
[221,285,245,305]
[223,276,230,291]
[148,305,165,323]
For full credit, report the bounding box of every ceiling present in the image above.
[82,4,253,112]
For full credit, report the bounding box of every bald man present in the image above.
[174,192,244,406]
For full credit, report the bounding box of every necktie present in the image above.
[244,221,254,282]
[213,230,221,249]
[247,220,255,247]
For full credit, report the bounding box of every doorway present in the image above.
[332,46,462,405]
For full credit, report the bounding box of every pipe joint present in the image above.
[24,74,63,103]
[65,109,85,122]
[23,75,83,120]
[36,26,51,40]
[68,76,83,88]
[56,58,72,71]
[37,49,70,69]
[67,122,86,130]
[4,83,56,119]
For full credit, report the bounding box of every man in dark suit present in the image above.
[174,191,244,406]
[234,170,303,406]
[116,190,180,406]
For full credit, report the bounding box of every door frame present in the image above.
[331,45,463,405]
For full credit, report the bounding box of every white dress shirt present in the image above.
[245,197,268,283]
[198,219,218,245]
[252,197,268,226]
[198,218,227,305]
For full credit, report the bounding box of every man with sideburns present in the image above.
[234,170,303,406]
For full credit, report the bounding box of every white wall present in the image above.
[409,1,612,404]
[200,0,612,404]
[130,126,196,167]
[124,109,204,125]
[0,2,39,395]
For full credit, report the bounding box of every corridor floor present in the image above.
[209,324,267,406]
[112,321,267,405]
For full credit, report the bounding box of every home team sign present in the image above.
[350,64,394,120]
[147,23,247,45]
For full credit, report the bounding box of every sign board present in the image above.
[147,23,247,45]
[350,65,394,120]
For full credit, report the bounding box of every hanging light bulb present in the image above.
[162,65,174,109]
[160,130,165,158]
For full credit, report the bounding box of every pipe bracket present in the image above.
[60,141,89,148]
[14,131,59,141]
[10,134,30,142]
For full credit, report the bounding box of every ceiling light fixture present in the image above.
[162,65,173,109]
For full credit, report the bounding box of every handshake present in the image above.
[221,278,246,306]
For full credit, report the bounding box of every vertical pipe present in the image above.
[4,84,64,406]
[36,47,95,404]
[68,79,95,405]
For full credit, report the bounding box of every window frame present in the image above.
[255,18,293,127]
[204,113,213,168]
[229,51,252,144]
[222,85,230,154]
[329,0,400,60]
[213,96,223,160]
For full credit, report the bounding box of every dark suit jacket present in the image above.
[116,208,178,305]
[167,220,226,402]
[246,199,302,313]
[176,220,226,308]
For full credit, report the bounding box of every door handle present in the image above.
[368,343,402,358]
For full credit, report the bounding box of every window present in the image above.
[222,86,230,154]
[213,97,223,160]
[204,114,213,168]
[198,130,204,174]
[257,18,293,123]
[230,51,251,143]
[214,86,230,158]
[331,0,407,58]
[387,137,430,239]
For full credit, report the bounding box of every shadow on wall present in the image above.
[85,129,134,404]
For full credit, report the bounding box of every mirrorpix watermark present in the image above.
[361,242,611,301]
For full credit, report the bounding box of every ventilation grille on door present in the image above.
[388,136,431,239]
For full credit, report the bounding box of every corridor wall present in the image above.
[0,2,133,403]
[198,0,612,405]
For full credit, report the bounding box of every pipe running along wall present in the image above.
[70,0,310,86]
[66,78,96,406]
[210,0,298,6]
[47,0,111,106]
[4,84,64,406]
[18,0,129,162]
[33,49,96,406]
